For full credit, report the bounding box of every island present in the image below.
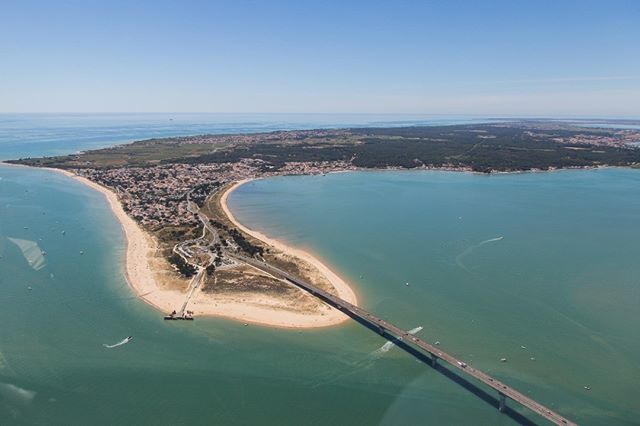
[7,121,640,327]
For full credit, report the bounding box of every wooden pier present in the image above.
[233,254,576,426]
[164,267,205,321]
[163,315,194,321]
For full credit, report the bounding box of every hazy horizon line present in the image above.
[1,112,638,119]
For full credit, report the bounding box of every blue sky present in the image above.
[1,0,639,115]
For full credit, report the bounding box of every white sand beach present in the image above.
[48,169,358,328]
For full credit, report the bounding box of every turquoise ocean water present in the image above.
[1,114,639,425]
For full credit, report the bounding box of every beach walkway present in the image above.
[178,268,205,317]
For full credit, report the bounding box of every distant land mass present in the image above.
[10,121,640,173]
[5,121,640,327]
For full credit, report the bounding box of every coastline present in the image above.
[220,179,359,305]
[8,161,617,328]
[40,167,188,314]
[23,164,359,328]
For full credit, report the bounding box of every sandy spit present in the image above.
[42,167,187,314]
[221,179,358,303]
[28,166,358,328]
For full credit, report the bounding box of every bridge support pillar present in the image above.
[378,326,385,336]
[498,393,506,412]
[431,355,438,368]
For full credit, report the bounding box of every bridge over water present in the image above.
[232,254,576,426]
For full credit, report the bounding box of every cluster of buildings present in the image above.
[78,163,224,228]
[75,159,354,229]
[552,130,640,148]
[275,160,354,176]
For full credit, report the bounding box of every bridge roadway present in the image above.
[233,254,576,426]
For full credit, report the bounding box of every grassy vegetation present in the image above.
[202,266,293,295]
[199,185,338,295]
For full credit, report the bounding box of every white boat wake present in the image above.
[103,336,133,348]
[374,326,423,354]
[313,326,424,388]
[7,237,46,271]
[455,236,504,270]
[0,382,36,405]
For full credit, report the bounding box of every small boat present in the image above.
[500,357,507,362]
[103,336,133,348]
[521,345,527,349]
[80,250,84,255]
[405,282,409,286]
[584,386,591,391]
[434,341,441,345]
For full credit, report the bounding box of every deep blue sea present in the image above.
[1,114,639,425]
